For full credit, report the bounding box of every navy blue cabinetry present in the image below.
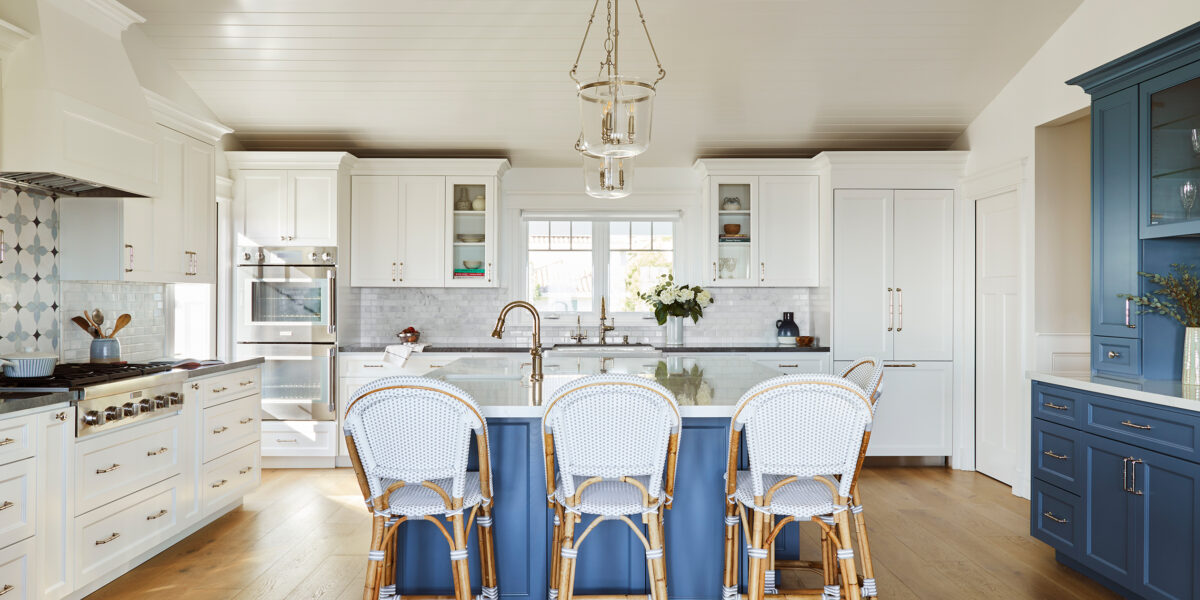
[1031,381,1200,599]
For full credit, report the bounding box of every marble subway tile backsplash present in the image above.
[61,282,166,363]
[341,286,825,347]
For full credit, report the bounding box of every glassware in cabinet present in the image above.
[1143,62,1200,237]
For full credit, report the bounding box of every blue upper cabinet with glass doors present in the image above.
[1069,23,1200,378]
[1141,60,1200,238]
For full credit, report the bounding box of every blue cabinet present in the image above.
[1090,87,1143,344]
[1032,381,1200,599]
[1140,60,1200,239]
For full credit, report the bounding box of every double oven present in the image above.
[235,246,337,422]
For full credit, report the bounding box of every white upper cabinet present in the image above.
[697,162,821,289]
[833,188,953,361]
[348,159,507,288]
[228,152,355,248]
[289,171,338,246]
[759,175,820,287]
[239,171,288,246]
[183,139,216,282]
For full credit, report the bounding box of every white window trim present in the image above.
[519,214,677,325]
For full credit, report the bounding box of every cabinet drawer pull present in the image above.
[147,447,169,456]
[1041,512,1068,524]
[778,364,799,368]
[1042,450,1068,460]
[0,438,15,447]
[212,426,229,434]
[240,380,255,386]
[0,501,13,512]
[146,509,168,521]
[96,463,121,474]
[0,584,12,596]
[1042,402,1069,411]
[364,364,384,368]
[239,417,255,425]
[211,479,228,489]
[276,438,298,443]
[1107,351,1121,359]
[239,466,254,475]
[1120,420,1152,430]
[885,363,917,368]
[212,386,228,393]
[95,532,121,545]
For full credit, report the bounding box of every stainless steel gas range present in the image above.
[0,363,187,437]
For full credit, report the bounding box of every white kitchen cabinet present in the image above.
[349,175,445,287]
[833,189,953,362]
[35,407,73,600]
[0,538,33,600]
[60,124,218,284]
[754,352,831,375]
[834,361,953,457]
[237,170,339,247]
[699,169,820,288]
[0,459,34,554]
[445,177,497,287]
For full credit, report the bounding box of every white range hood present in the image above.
[0,0,157,197]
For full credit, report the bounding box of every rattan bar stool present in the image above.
[542,374,681,600]
[770,359,884,599]
[721,375,874,600]
[344,376,499,600]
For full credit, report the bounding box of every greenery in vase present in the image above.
[1120,264,1200,327]
[639,274,714,325]
[653,361,714,405]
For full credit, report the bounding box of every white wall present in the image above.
[953,0,1200,498]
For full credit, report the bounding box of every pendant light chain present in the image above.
[569,0,665,85]
[633,0,666,83]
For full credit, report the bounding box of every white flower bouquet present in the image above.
[639,274,714,325]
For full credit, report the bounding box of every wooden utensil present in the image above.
[107,314,132,339]
[82,311,98,331]
[70,316,100,339]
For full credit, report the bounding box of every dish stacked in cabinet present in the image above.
[194,370,262,516]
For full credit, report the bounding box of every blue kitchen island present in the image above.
[381,355,793,600]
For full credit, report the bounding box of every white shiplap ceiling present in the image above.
[124,0,1082,166]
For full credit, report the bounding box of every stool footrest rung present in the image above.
[733,592,828,600]
[774,559,825,571]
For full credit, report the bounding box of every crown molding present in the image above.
[691,157,824,177]
[144,89,233,145]
[82,0,145,35]
[351,158,511,177]
[225,151,358,172]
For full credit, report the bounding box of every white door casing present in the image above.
[974,190,1023,486]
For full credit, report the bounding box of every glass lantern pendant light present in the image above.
[581,149,634,199]
[570,0,666,159]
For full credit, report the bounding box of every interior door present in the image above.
[892,189,954,360]
[974,190,1022,486]
[833,189,893,361]
[350,176,401,287]
[759,175,819,287]
[240,170,287,245]
[289,170,338,245]
[397,176,446,287]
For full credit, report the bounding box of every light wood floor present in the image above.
[86,467,1119,600]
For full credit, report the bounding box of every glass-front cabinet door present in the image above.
[445,177,496,287]
[708,177,758,286]
[1142,61,1200,238]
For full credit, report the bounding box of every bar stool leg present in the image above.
[747,508,769,600]
[821,528,835,589]
[557,513,579,600]
[383,523,398,598]
[721,502,740,600]
[833,507,862,600]
[765,515,777,594]
[549,505,564,600]
[849,486,877,599]
[478,504,499,600]
[363,514,386,600]
[645,507,669,600]
[450,511,472,600]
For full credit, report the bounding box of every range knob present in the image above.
[168,392,183,406]
[243,251,252,261]
[321,252,334,263]
[153,395,169,409]
[121,402,138,417]
[309,251,319,262]
[83,410,103,426]
[103,406,123,422]
[138,398,155,413]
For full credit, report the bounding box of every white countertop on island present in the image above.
[1029,371,1200,413]
[420,355,785,418]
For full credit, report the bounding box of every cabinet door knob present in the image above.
[1107,351,1121,359]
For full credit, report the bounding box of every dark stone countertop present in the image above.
[339,344,830,354]
[0,391,74,416]
[174,357,266,378]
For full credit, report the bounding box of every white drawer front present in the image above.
[203,394,261,463]
[76,417,181,515]
[75,475,181,584]
[203,442,260,514]
[0,415,35,467]
[195,368,261,408]
[262,421,336,457]
[0,459,33,551]
[0,538,33,600]
[341,358,404,378]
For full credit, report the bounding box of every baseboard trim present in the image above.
[863,456,949,468]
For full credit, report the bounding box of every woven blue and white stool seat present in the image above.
[382,472,488,518]
[733,471,840,518]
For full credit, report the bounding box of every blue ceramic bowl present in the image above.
[90,338,121,363]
